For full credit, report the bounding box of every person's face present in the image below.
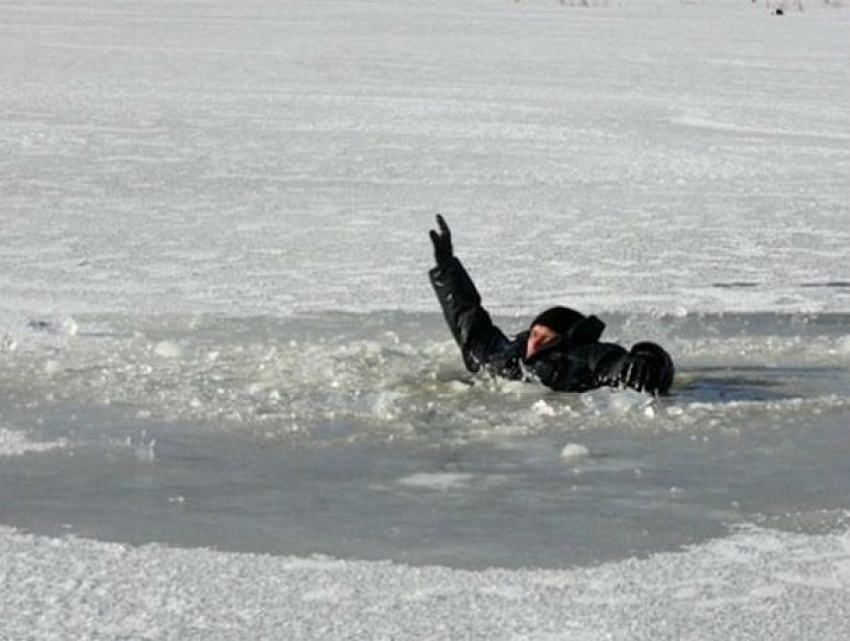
[525,324,559,360]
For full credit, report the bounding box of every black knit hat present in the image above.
[529,306,585,335]
[530,306,606,345]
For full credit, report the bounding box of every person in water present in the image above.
[428,215,674,394]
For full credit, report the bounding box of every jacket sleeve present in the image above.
[540,341,674,394]
[429,256,510,372]
[537,342,628,392]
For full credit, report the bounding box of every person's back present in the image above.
[428,215,674,394]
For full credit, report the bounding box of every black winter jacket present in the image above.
[429,256,673,394]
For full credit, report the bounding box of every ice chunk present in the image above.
[397,472,474,491]
[532,399,557,417]
[560,443,590,460]
[581,388,654,415]
[373,391,401,420]
[43,360,61,375]
[153,341,182,359]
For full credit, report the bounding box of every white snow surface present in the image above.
[2,524,849,640]
[1,0,848,325]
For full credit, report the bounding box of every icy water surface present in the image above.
[1,311,848,569]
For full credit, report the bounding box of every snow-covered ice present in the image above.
[2,524,849,640]
[1,0,847,321]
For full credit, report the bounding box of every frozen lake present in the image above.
[2,0,848,319]
[1,0,849,638]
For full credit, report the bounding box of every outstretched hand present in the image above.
[429,214,453,265]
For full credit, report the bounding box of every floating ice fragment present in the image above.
[560,443,590,460]
[581,388,654,415]
[44,360,61,375]
[61,318,78,336]
[397,472,474,491]
[375,392,401,420]
[247,382,266,396]
[153,341,182,359]
[532,399,556,417]
[448,380,470,393]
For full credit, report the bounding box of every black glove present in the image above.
[429,214,453,265]
[622,352,661,394]
[624,342,674,394]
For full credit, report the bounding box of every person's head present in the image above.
[525,306,585,359]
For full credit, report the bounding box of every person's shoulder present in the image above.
[594,341,628,355]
